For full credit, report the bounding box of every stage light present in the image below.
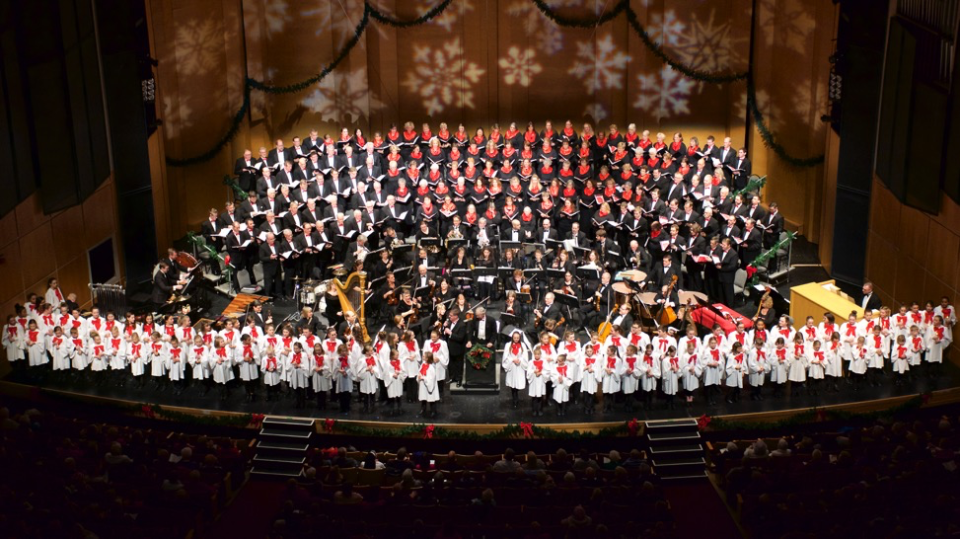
[141,78,156,103]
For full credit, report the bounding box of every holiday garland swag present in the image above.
[166,0,824,169]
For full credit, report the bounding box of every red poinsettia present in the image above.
[627,418,640,437]
[697,414,712,431]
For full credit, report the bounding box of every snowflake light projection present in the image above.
[757,0,815,55]
[301,1,386,49]
[506,0,582,56]
[402,37,485,116]
[666,10,748,92]
[583,103,608,124]
[162,95,193,140]
[301,69,382,124]
[263,0,293,38]
[174,19,221,75]
[499,46,542,87]
[568,34,632,92]
[649,10,686,47]
[634,66,695,120]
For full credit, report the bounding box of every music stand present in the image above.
[420,237,440,249]
[499,313,522,330]
[499,240,522,250]
[447,238,468,251]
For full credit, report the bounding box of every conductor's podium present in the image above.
[789,280,863,329]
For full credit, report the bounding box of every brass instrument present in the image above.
[332,271,370,342]
[445,227,463,249]
[390,238,405,251]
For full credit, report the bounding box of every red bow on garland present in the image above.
[423,425,435,439]
[250,413,265,428]
[141,404,156,419]
[324,418,335,433]
[697,414,712,431]
[746,265,757,280]
[628,418,640,437]
[520,422,534,439]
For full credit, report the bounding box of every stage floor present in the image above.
[6,364,958,425]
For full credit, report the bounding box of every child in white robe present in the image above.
[824,334,844,391]
[107,327,126,378]
[237,335,260,401]
[926,315,952,379]
[263,345,286,403]
[88,334,108,375]
[578,343,602,414]
[310,342,332,410]
[188,335,209,389]
[334,344,354,413]
[167,337,187,394]
[680,339,702,406]
[867,325,887,386]
[907,325,925,369]
[384,348,406,416]
[24,320,47,368]
[806,339,826,395]
[399,331,421,404]
[356,344,381,414]
[640,345,661,409]
[890,334,910,386]
[527,347,549,417]
[127,333,147,386]
[210,337,233,401]
[502,330,529,409]
[770,338,789,397]
[147,332,167,390]
[848,336,868,390]
[559,331,582,405]
[418,351,440,418]
[423,330,450,399]
[619,344,641,411]
[68,327,87,372]
[661,346,681,409]
[3,315,23,364]
[724,342,747,403]
[551,354,574,415]
[747,339,768,401]
[600,345,621,412]
[701,336,724,405]
[788,335,807,396]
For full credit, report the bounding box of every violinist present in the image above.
[379,272,400,319]
[556,271,581,300]
[395,288,422,328]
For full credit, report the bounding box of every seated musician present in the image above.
[378,271,400,320]
[151,261,183,308]
[395,288,422,330]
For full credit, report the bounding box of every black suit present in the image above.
[259,241,283,297]
[268,148,289,168]
[651,262,682,291]
[152,270,176,305]
[235,158,259,192]
[446,319,468,383]
[682,235,707,292]
[737,227,762,268]
[861,292,882,313]
[225,230,256,291]
[731,157,752,191]
[468,316,498,348]
[716,248,739,307]
[761,211,784,249]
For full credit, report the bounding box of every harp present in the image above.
[332,271,370,342]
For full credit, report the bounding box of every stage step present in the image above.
[646,431,702,445]
[659,471,709,482]
[645,418,699,433]
[652,457,706,477]
[253,416,313,478]
[648,443,704,456]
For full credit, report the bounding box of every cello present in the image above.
[657,275,679,326]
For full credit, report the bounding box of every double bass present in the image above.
[657,275,679,326]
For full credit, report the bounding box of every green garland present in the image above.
[324,419,631,440]
[166,0,818,170]
[746,230,796,284]
[222,175,247,200]
[707,394,928,432]
[466,344,496,370]
[186,230,233,285]
[747,81,825,168]
[732,175,766,200]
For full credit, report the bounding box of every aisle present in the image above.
[207,480,285,538]
[661,480,743,539]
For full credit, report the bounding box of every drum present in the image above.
[611,281,635,306]
[300,287,317,307]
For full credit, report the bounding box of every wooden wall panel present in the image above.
[926,221,960,286]
[19,224,56,287]
[897,204,929,263]
[866,231,897,295]
[14,194,50,238]
[51,204,86,263]
[82,182,117,245]
[0,210,17,248]
[0,242,23,303]
[58,256,91,307]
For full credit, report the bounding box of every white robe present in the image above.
[848,346,868,375]
[188,346,209,380]
[236,344,260,381]
[108,337,127,371]
[724,354,746,388]
[418,363,439,402]
[127,342,147,376]
[355,356,381,395]
[926,325,952,363]
[262,355,285,386]
[384,359,406,398]
[891,345,911,374]
[88,343,108,372]
[334,356,354,393]
[824,343,844,378]
[502,342,529,390]
[311,352,332,392]
[680,350,702,391]
[700,348,724,386]
[25,331,47,367]
[210,348,235,384]
[423,339,450,381]
[550,364,574,403]
[661,357,681,395]
[788,345,807,382]
[806,349,826,380]
[148,342,167,377]
[619,357,642,394]
[399,341,422,377]
[600,354,621,394]
[69,337,88,370]
[166,348,186,381]
[527,359,550,397]
[770,349,790,383]
[3,324,23,362]
[907,334,926,367]
[747,350,768,387]
[578,355,602,394]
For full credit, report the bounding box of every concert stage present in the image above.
[4,363,959,429]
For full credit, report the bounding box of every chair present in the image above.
[355,468,385,486]
[733,268,747,300]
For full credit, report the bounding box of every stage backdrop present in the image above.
[146,0,834,248]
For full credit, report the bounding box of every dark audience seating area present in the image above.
[0,404,254,539]
[706,413,960,538]
[270,447,677,538]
